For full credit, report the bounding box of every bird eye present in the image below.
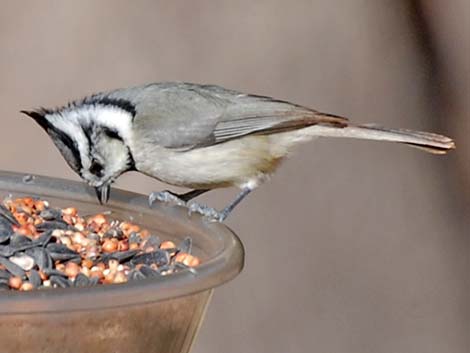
[89,160,104,177]
[103,128,122,141]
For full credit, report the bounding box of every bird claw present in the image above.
[148,191,186,207]
[187,202,227,222]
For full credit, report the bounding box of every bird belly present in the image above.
[135,136,284,189]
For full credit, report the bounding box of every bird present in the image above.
[21,82,455,221]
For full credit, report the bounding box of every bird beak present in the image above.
[95,184,111,204]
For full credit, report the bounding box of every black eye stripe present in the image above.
[81,123,105,177]
[50,129,83,172]
[103,127,123,141]
[82,124,94,149]
[126,147,136,171]
[49,127,80,162]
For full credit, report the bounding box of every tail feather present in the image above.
[309,122,455,154]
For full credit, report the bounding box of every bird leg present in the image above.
[188,187,252,222]
[148,189,210,207]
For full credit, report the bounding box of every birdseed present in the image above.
[0,197,200,291]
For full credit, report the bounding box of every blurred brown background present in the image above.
[0,1,468,352]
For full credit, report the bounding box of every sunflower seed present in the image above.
[10,234,33,249]
[0,226,12,241]
[101,249,139,264]
[49,253,81,262]
[10,242,36,252]
[32,230,53,247]
[73,273,91,287]
[0,269,11,279]
[9,253,35,271]
[130,250,170,267]
[50,275,70,288]
[103,227,123,239]
[128,232,141,244]
[39,208,62,221]
[157,264,175,275]
[0,245,14,257]
[0,218,14,243]
[89,276,100,286]
[0,256,26,277]
[179,236,192,254]
[0,204,18,226]
[175,262,197,274]
[0,232,11,244]
[28,270,42,288]
[37,221,73,232]
[46,243,80,261]
[26,247,52,270]
[143,235,161,250]
[128,269,146,281]
[10,234,35,253]
[139,265,160,278]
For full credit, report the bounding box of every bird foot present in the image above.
[148,191,186,207]
[187,202,228,222]
[148,191,231,222]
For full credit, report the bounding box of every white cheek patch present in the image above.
[99,139,130,174]
[92,107,133,142]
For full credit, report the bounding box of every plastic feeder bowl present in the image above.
[0,171,244,353]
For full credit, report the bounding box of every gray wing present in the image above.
[207,94,348,147]
[105,82,348,149]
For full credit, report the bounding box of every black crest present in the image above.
[82,96,137,117]
[21,94,136,120]
[21,110,83,174]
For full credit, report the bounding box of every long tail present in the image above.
[309,121,455,154]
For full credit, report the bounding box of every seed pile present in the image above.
[0,197,200,291]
